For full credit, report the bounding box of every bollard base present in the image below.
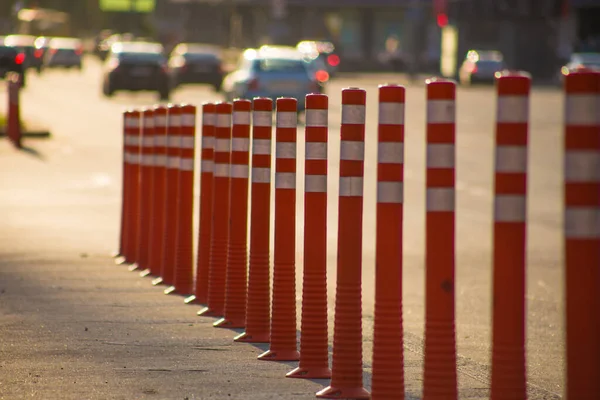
[111,251,121,258]
[315,385,370,399]
[197,307,221,317]
[233,331,270,343]
[151,277,163,286]
[139,269,152,277]
[127,263,139,272]
[164,286,177,295]
[286,366,332,379]
[184,295,197,304]
[213,317,245,329]
[258,349,300,361]
[114,256,127,265]
[316,386,371,400]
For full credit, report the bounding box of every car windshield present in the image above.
[118,52,164,63]
[253,58,308,73]
[185,52,219,62]
[572,53,600,66]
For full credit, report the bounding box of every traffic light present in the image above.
[437,13,449,27]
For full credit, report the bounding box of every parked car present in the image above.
[561,52,600,74]
[221,45,322,110]
[459,50,506,85]
[102,41,171,101]
[168,43,224,91]
[3,34,41,73]
[0,45,26,86]
[34,36,51,69]
[97,33,134,61]
[44,37,83,70]
[297,40,340,76]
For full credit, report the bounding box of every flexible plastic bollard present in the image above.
[121,110,141,265]
[234,97,274,344]
[371,84,406,399]
[136,109,156,274]
[287,93,331,379]
[199,102,232,317]
[258,98,300,361]
[215,99,252,328]
[316,88,370,400]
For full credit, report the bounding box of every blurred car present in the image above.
[34,36,51,68]
[3,34,41,73]
[168,43,224,91]
[222,45,322,110]
[102,41,171,101]
[0,45,26,86]
[44,37,83,69]
[561,52,600,74]
[297,40,340,76]
[459,50,506,85]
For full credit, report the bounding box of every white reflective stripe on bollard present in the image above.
[168,135,181,148]
[306,109,328,127]
[233,111,251,125]
[253,111,272,127]
[494,194,526,222]
[203,113,216,126]
[277,111,297,128]
[565,94,599,126]
[154,155,167,167]
[215,138,230,153]
[181,114,195,127]
[427,100,455,124]
[154,136,168,147]
[216,114,231,128]
[377,181,404,204]
[231,138,250,152]
[181,136,195,149]
[340,140,364,161]
[180,158,194,171]
[565,208,600,239]
[427,143,455,168]
[378,142,404,164]
[252,167,271,183]
[214,163,229,177]
[495,145,527,173]
[230,164,249,178]
[276,142,296,159]
[169,115,181,126]
[167,156,180,169]
[341,104,366,125]
[378,103,405,125]
[426,187,455,211]
[305,174,327,193]
[275,172,296,189]
[202,136,215,149]
[142,136,154,147]
[497,96,529,124]
[201,159,214,173]
[154,115,167,127]
[339,176,363,197]
[253,139,271,155]
[565,151,600,182]
[305,142,327,160]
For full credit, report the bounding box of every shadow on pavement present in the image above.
[19,144,46,161]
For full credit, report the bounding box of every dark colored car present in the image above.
[3,35,41,73]
[168,43,224,91]
[459,50,506,85]
[44,37,84,69]
[0,45,26,87]
[102,42,171,101]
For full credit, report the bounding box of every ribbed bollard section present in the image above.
[122,110,141,265]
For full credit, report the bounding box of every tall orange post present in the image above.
[145,106,168,278]
[423,78,458,400]
[121,110,141,265]
[215,99,252,328]
[137,109,156,275]
[234,98,273,344]
[6,74,22,149]
[372,84,406,399]
[116,112,132,264]
[165,104,197,296]
[258,98,299,361]
[199,102,232,317]
[563,70,600,400]
[186,103,217,305]
[153,105,182,287]
[317,88,369,399]
[287,93,331,378]
[490,72,531,400]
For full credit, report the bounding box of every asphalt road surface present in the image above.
[0,56,565,399]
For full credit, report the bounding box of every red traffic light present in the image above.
[437,13,448,27]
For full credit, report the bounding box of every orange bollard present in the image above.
[287,93,331,378]
[258,98,299,361]
[371,84,406,399]
[317,88,369,399]
[198,102,232,317]
[121,110,141,265]
[116,111,132,264]
[6,74,22,149]
[490,72,531,400]
[153,105,182,287]
[563,70,600,400]
[234,98,273,343]
[144,105,168,278]
[423,78,458,400]
[165,104,197,296]
[185,103,217,305]
[215,99,252,328]
[137,109,156,275]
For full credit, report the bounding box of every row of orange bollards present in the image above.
[114,70,599,399]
